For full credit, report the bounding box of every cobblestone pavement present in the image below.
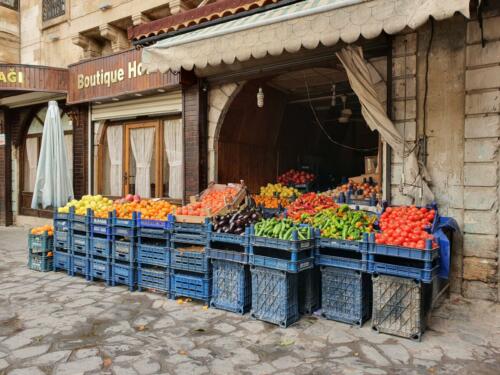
[0,226,499,375]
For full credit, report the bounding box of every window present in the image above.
[0,0,19,10]
[42,0,65,21]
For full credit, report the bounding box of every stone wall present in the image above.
[462,10,500,301]
[0,6,19,63]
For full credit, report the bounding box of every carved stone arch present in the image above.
[206,81,246,182]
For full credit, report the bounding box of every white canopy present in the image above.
[31,101,74,209]
[143,0,473,73]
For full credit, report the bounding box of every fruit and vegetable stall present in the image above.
[27,179,457,341]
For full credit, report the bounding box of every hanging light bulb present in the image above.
[331,83,336,107]
[338,95,350,124]
[257,86,264,108]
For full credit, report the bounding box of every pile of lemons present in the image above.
[259,183,301,199]
[58,195,114,216]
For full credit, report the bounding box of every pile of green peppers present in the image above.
[308,205,375,241]
[254,218,311,240]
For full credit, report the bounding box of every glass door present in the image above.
[124,120,163,198]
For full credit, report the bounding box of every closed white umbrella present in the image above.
[31,101,74,209]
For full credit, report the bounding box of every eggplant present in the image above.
[234,227,244,235]
[222,226,229,233]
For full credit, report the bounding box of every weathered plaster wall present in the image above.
[0,6,20,63]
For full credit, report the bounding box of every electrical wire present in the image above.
[302,74,378,153]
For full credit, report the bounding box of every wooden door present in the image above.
[123,120,163,198]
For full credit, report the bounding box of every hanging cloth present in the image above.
[25,137,38,192]
[163,118,183,199]
[31,101,74,209]
[336,46,434,204]
[106,126,123,196]
[64,134,73,193]
[130,127,155,198]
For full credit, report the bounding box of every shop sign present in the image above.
[0,64,68,93]
[67,49,180,104]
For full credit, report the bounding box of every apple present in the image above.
[125,194,134,202]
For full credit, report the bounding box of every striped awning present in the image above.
[142,0,473,73]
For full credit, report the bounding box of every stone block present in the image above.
[393,78,416,100]
[465,91,500,115]
[464,163,497,186]
[392,99,416,121]
[462,280,498,301]
[463,234,498,259]
[394,121,417,141]
[220,82,239,98]
[464,210,498,235]
[465,115,500,139]
[392,55,417,78]
[464,138,499,162]
[464,187,497,210]
[467,16,500,44]
[463,257,498,283]
[447,185,464,209]
[466,40,500,67]
[209,88,229,112]
[466,65,500,91]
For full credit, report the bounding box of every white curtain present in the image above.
[163,118,183,199]
[25,138,38,192]
[106,126,123,196]
[64,134,73,192]
[31,101,74,209]
[130,127,155,198]
[336,46,433,204]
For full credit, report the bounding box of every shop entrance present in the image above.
[216,64,383,195]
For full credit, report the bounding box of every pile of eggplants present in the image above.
[212,207,263,235]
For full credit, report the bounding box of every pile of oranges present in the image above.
[94,199,177,221]
[176,187,239,217]
[252,195,291,209]
[31,225,54,236]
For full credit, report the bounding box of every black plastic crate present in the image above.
[138,266,170,294]
[299,267,321,315]
[321,267,371,326]
[371,274,432,341]
[250,266,299,328]
[211,260,251,314]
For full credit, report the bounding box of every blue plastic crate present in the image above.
[91,214,112,227]
[210,260,251,314]
[209,231,249,246]
[315,254,368,272]
[317,233,372,252]
[112,226,136,237]
[112,240,135,262]
[112,263,136,291]
[138,214,170,230]
[171,247,210,274]
[321,266,371,326]
[250,266,299,328]
[137,244,170,267]
[28,232,53,254]
[299,267,320,315]
[371,275,432,341]
[53,211,70,222]
[71,234,89,255]
[251,235,315,251]
[138,266,170,293]
[170,271,212,303]
[249,245,314,273]
[53,219,69,231]
[91,224,112,236]
[368,260,439,284]
[28,254,53,272]
[371,242,439,262]
[71,254,90,278]
[112,212,137,228]
[206,247,248,264]
[90,258,111,283]
[54,230,70,249]
[138,227,170,240]
[53,250,71,273]
[170,232,207,246]
[90,237,112,258]
[169,215,208,234]
[71,221,88,233]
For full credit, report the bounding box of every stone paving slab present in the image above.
[1,226,499,375]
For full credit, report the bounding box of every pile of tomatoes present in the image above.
[375,206,437,249]
[176,187,239,217]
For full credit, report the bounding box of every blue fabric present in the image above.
[434,216,460,279]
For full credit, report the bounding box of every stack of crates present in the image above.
[53,210,71,274]
[169,215,212,304]
[207,223,251,314]
[111,212,138,291]
[316,232,373,326]
[28,231,54,272]
[88,211,113,285]
[137,213,171,295]
[69,208,91,279]
[249,226,315,327]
